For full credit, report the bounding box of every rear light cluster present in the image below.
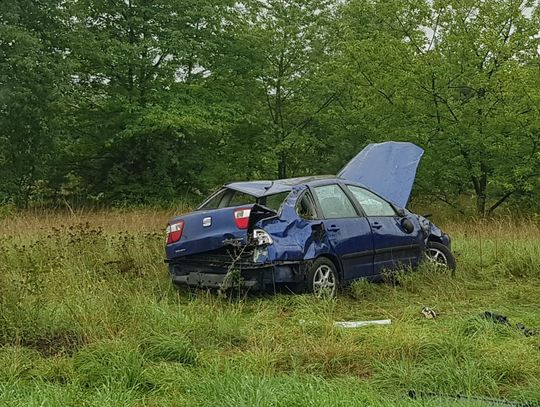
[234,208,251,229]
[166,220,184,244]
[253,229,273,245]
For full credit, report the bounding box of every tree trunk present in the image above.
[476,191,486,217]
[474,166,488,217]
[278,154,287,179]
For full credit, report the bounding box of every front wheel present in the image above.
[307,258,339,298]
[425,241,456,272]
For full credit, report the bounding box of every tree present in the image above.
[232,0,339,179]
[0,0,71,207]
[1,0,539,213]
[62,0,240,203]
[415,0,540,215]
[336,0,540,215]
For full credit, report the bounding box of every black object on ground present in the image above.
[481,311,539,337]
[408,389,537,406]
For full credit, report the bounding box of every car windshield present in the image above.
[199,188,289,212]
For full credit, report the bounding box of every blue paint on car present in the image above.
[165,142,454,293]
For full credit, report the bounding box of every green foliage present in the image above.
[1,0,539,213]
[334,0,540,215]
[73,341,146,389]
[0,0,72,207]
[140,331,197,365]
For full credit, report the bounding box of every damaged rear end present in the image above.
[165,189,307,291]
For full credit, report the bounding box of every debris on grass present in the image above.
[421,307,437,319]
[333,319,391,328]
[482,311,510,325]
[298,319,392,328]
[481,311,539,337]
[408,389,536,407]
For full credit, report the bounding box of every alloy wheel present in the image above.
[426,247,448,266]
[312,264,336,298]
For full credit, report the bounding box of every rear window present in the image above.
[199,188,256,210]
[199,188,289,212]
[229,191,257,207]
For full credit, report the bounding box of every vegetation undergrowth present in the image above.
[0,211,539,406]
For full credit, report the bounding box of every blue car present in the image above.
[165,142,454,297]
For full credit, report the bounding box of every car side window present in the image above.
[313,184,358,219]
[296,191,318,220]
[199,189,228,209]
[347,185,396,217]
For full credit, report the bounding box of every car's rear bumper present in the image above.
[171,269,265,289]
[166,254,305,290]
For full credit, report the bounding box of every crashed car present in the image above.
[165,142,455,297]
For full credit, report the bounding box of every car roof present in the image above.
[225,176,337,197]
[224,175,372,198]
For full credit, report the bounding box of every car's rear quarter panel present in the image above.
[166,206,251,259]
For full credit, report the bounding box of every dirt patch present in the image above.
[12,331,85,357]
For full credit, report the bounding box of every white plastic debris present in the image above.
[333,319,391,328]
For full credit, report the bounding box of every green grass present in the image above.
[0,213,539,406]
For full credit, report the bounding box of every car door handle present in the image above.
[372,222,383,229]
[327,225,340,232]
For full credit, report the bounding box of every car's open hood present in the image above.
[337,142,424,208]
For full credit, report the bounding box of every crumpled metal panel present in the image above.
[337,141,424,208]
[417,214,451,247]
[225,176,333,198]
[253,186,332,264]
[224,181,276,197]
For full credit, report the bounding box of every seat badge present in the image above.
[203,217,212,227]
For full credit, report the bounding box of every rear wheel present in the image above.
[425,241,456,272]
[307,258,338,298]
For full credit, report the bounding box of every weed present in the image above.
[140,331,197,365]
[73,341,146,390]
[0,211,538,405]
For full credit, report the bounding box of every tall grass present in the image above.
[0,211,539,406]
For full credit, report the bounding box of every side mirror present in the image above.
[401,218,415,234]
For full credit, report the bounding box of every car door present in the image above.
[311,183,374,281]
[345,185,423,274]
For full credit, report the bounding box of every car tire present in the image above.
[307,258,339,298]
[425,241,456,272]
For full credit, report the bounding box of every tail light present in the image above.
[166,220,184,244]
[234,208,251,229]
[253,229,273,245]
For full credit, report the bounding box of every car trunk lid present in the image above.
[165,205,255,259]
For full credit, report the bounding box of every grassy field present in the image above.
[0,209,539,406]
